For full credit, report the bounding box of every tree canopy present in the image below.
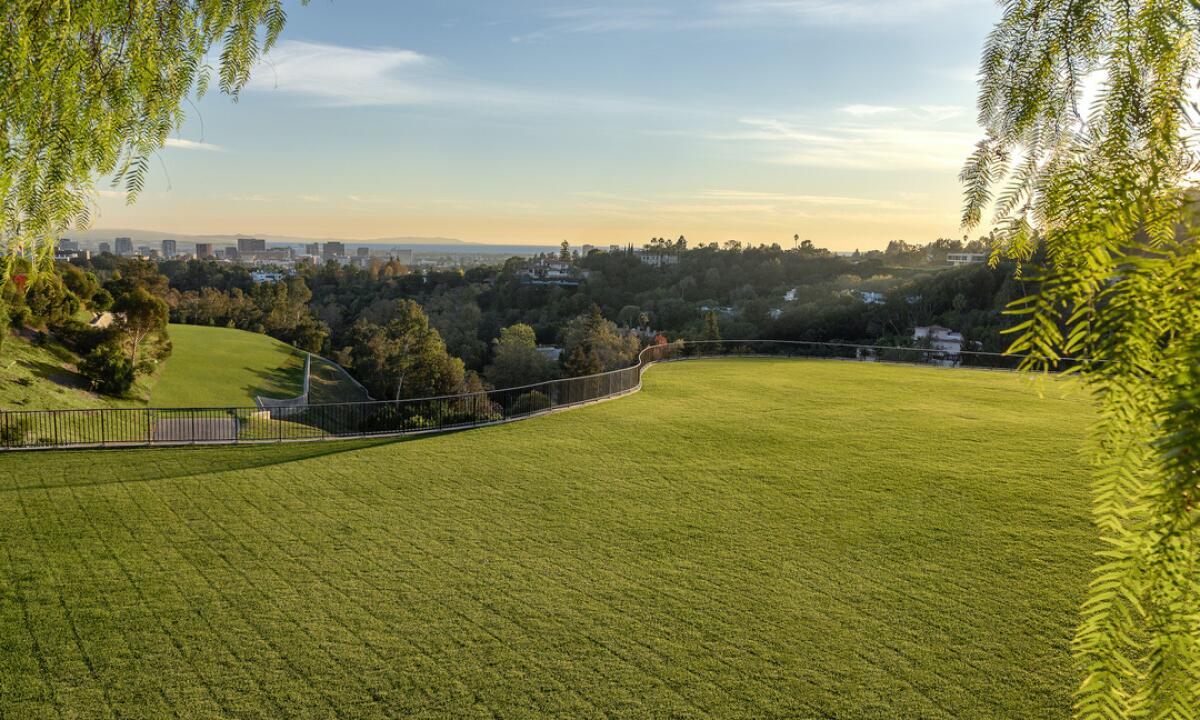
[485,323,558,389]
[343,300,466,401]
[963,2,1200,717]
[0,1,302,279]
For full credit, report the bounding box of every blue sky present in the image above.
[95,0,1001,249]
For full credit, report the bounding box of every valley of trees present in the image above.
[1,237,1032,401]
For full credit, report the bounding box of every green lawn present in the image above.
[150,324,306,408]
[0,359,1096,718]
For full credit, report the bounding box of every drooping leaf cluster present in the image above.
[964,2,1200,717]
[0,0,302,280]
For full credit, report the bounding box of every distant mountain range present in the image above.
[64,228,553,255]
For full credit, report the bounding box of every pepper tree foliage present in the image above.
[0,0,303,280]
[962,2,1200,717]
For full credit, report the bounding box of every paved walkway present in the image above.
[154,417,238,442]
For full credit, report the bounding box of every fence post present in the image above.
[145,409,152,445]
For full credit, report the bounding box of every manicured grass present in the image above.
[150,324,306,408]
[0,359,1096,718]
[307,354,373,404]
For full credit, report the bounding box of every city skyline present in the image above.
[90,0,1000,250]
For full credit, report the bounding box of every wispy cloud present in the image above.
[247,40,667,114]
[697,189,905,209]
[842,104,899,117]
[513,1,972,39]
[511,6,672,42]
[715,108,977,170]
[229,193,273,203]
[570,188,915,226]
[164,138,225,152]
[248,41,437,105]
[711,0,971,25]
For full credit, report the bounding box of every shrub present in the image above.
[79,344,135,396]
[510,391,551,416]
[57,322,116,356]
[91,288,114,312]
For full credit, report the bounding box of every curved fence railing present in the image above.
[0,340,1074,451]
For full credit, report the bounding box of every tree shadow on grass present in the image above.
[0,436,411,493]
[18,358,90,391]
[243,362,306,402]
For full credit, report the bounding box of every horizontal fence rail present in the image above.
[0,340,1080,452]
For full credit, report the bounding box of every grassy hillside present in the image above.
[0,333,151,410]
[2,324,307,411]
[150,324,306,407]
[0,359,1096,718]
[308,354,373,404]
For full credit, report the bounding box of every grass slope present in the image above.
[0,360,1095,718]
[0,334,150,410]
[150,324,306,408]
[307,354,373,404]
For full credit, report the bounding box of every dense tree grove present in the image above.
[11,237,1037,401]
[338,299,466,401]
[0,255,170,397]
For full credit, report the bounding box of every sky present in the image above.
[93,0,1002,250]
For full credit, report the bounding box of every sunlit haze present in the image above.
[92,0,1000,249]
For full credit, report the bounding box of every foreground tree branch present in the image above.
[0,0,305,280]
[964,2,1200,717]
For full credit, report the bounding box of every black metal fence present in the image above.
[0,340,1070,451]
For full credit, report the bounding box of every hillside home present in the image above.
[635,251,679,267]
[947,252,987,266]
[251,270,287,283]
[519,259,588,286]
[913,325,964,363]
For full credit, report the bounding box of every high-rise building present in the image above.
[57,239,79,252]
[99,242,111,254]
[304,242,320,257]
[225,246,239,260]
[323,242,345,259]
[114,237,133,256]
[161,239,177,257]
[393,248,414,265]
[137,245,152,257]
[357,247,370,258]
[237,237,266,254]
[195,243,213,258]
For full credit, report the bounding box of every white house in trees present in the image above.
[913,325,964,364]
